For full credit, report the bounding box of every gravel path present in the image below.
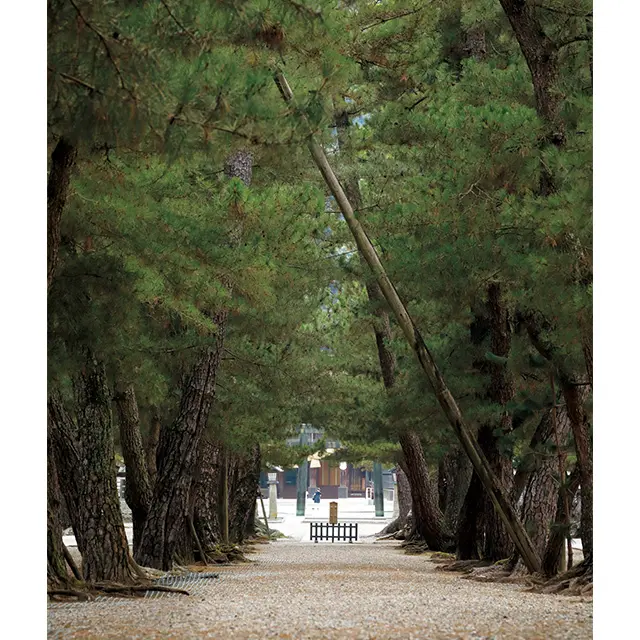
[48,541,592,639]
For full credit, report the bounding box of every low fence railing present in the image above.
[309,522,358,543]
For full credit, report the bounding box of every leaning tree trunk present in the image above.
[136,333,226,570]
[336,104,451,552]
[277,70,544,573]
[48,137,77,291]
[49,359,140,584]
[114,383,153,556]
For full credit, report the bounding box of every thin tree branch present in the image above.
[534,4,593,18]
[406,95,428,111]
[556,34,591,49]
[361,8,424,33]
[160,0,197,43]
[48,67,100,93]
[66,0,136,100]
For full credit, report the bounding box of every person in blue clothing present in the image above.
[312,488,321,511]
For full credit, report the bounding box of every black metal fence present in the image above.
[310,522,358,543]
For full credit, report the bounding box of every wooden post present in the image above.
[273,69,542,574]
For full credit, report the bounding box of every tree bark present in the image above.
[193,438,223,552]
[49,358,139,584]
[135,330,226,570]
[47,137,77,291]
[228,444,262,543]
[480,283,516,560]
[498,1,565,152]
[146,408,161,489]
[510,402,572,573]
[439,446,473,536]
[399,430,453,550]
[457,471,484,560]
[114,383,153,556]
[47,425,73,588]
[524,314,593,561]
[542,468,581,577]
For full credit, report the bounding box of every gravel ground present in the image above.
[48,541,592,639]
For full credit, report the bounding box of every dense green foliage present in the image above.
[48,0,591,474]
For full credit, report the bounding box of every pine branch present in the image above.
[48,67,100,94]
[533,4,592,17]
[361,8,425,33]
[160,0,197,43]
[556,34,591,49]
[66,0,136,100]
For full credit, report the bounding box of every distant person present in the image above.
[312,488,321,511]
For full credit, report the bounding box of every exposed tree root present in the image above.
[95,584,190,596]
[401,540,431,555]
[48,582,191,600]
[434,559,493,573]
[48,589,90,601]
[429,552,456,564]
[526,557,593,596]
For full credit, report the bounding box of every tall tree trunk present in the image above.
[480,283,516,561]
[136,149,253,570]
[510,403,572,573]
[500,2,592,572]
[542,468,581,577]
[47,426,73,588]
[193,438,223,552]
[146,408,161,489]
[524,315,593,561]
[439,446,473,535]
[562,383,592,560]
[49,358,139,584]
[457,471,484,560]
[399,430,453,550]
[114,384,153,556]
[498,1,565,160]
[478,426,514,560]
[135,334,226,570]
[228,444,261,543]
[47,137,77,291]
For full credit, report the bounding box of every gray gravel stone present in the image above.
[48,540,592,639]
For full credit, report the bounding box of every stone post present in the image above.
[268,472,278,519]
[373,462,384,517]
[338,461,348,499]
[392,469,399,517]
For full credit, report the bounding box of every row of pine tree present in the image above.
[47,0,592,595]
